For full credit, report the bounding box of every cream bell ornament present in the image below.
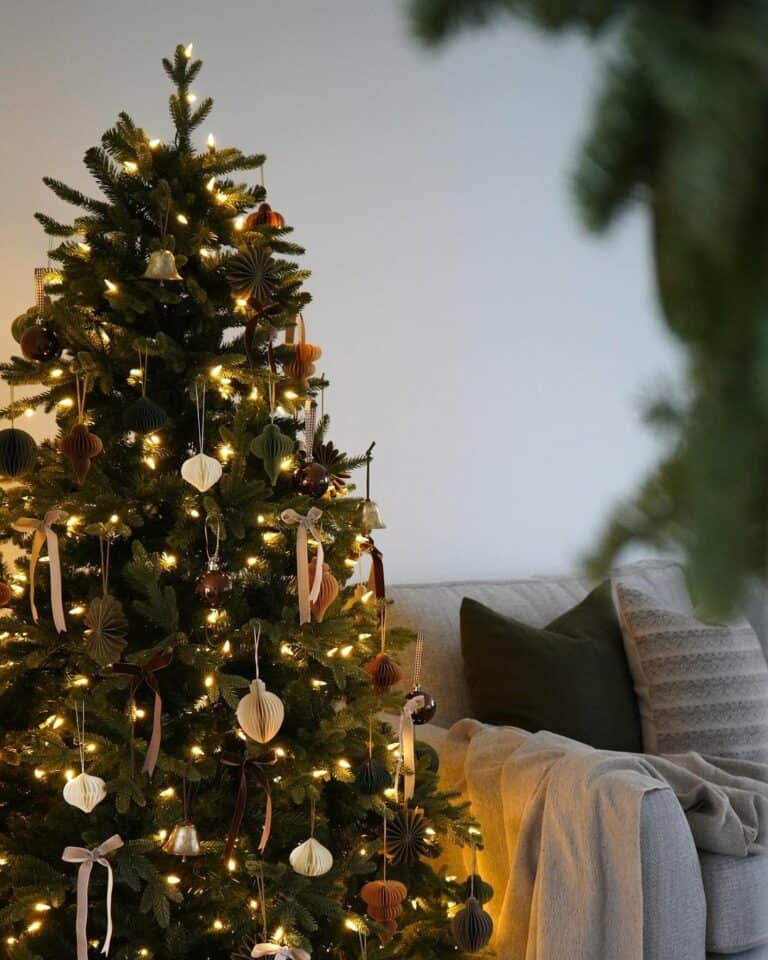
[236,623,285,744]
[63,703,106,814]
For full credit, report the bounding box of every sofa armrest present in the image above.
[641,788,706,960]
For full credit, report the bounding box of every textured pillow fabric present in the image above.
[615,583,768,761]
[460,581,643,751]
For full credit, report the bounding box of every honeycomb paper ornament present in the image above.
[452,896,494,953]
[181,452,222,492]
[236,678,284,744]
[365,652,402,696]
[307,559,339,622]
[251,422,294,486]
[289,836,333,877]
[0,427,37,478]
[63,771,107,814]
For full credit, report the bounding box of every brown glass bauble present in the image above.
[0,581,12,607]
[245,202,285,230]
[405,687,437,725]
[194,564,233,608]
[292,461,330,498]
[20,323,61,361]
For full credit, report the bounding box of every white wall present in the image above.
[0,0,681,583]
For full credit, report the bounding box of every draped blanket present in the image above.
[439,720,768,960]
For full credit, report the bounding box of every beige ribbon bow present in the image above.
[12,509,68,633]
[62,834,123,960]
[251,944,311,960]
[281,507,324,624]
[400,695,426,802]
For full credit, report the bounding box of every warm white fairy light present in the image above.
[204,674,214,688]
[207,133,216,149]
[33,768,45,780]
[68,605,85,616]
[71,676,90,687]
[311,679,327,689]
[212,919,224,931]
[226,857,237,872]
[340,645,354,657]
[165,874,181,886]
[262,531,279,544]
[34,903,50,913]
[50,367,63,379]
[176,213,189,225]
[184,43,193,57]
[123,161,138,174]
[190,745,204,757]
[27,921,42,934]
[57,397,74,409]
[149,138,161,149]
[104,279,118,294]
[246,556,258,567]
[186,93,197,104]
[206,176,217,192]
[160,553,177,569]
[159,787,175,799]
[64,768,75,781]
[337,758,351,770]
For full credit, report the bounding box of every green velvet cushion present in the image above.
[460,581,643,752]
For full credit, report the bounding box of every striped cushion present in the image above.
[615,583,768,761]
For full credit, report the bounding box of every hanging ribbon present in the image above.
[113,648,173,777]
[250,944,311,960]
[219,749,277,858]
[399,695,426,802]
[61,834,123,960]
[12,508,68,633]
[280,507,324,624]
[362,537,385,600]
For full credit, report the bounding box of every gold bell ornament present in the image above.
[142,249,183,281]
[358,442,386,533]
[163,821,202,859]
[162,779,202,860]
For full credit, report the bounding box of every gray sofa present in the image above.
[388,559,768,959]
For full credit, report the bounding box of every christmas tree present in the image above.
[410,0,768,616]
[0,46,481,960]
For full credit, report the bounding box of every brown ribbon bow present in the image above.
[114,648,173,778]
[360,535,386,626]
[219,749,277,859]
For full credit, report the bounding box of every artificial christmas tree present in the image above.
[0,45,481,960]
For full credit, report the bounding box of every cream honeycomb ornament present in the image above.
[236,623,285,744]
[180,382,222,493]
[62,703,106,814]
[289,836,333,878]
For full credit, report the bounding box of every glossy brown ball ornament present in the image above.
[245,202,285,230]
[59,423,103,484]
[365,652,402,695]
[452,896,494,953]
[194,562,233,608]
[0,582,12,607]
[20,323,61,361]
[0,428,37,478]
[293,461,330,498]
[405,687,437,725]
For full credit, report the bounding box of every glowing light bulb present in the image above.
[109,514,119,524]
[184,43,193,58]
[204,674,214,688]
[68,605,85,616]
[71,676,90,687]
[148,434,161,446]
[210,364,222,378]
[186,93,197,104]
[50,368,63,379]
[283,389,299,401]
[176,213,188,225]
[222,639,231,654]
[34,903,50,912]
[33,768,45,779]
[262,531,279,544]
[246,556,258,567]
[149,138,160,149]
[123,161,138,174]
[190,745,204,757]
[234,215,246,230]
[207,133,216,149]
[58,397,74,409]
[212,919,224,931]
[275,747,286,758]
[206,176,216,192]
[160,553,177,569]
[337,758,351,770]
[226,857,237,872]
[340,645,354,657]
[159,787,175,799]
[104,279,118,294]
[27,921,42,934]
[165,874,181,886]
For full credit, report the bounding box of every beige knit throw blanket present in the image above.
[439,720,768,960]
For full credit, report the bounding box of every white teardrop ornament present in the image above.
[289,836,333,877]
[181,452,222,493]
[63,771,107,813]
[236,678,285,744]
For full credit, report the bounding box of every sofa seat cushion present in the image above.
[701,851,768,954]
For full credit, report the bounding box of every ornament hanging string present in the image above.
[74,374,90,424]
[303,399,316,460]
[412,632,424,689]
[194,380,207,453]
[34,266,48,319]
[203,518,222,565]
[136,346,150,399]
[252,620,262,679]
[99,536,112,598]
[255,858,268,941]
[75,699,87,774]
[8,385,15,428]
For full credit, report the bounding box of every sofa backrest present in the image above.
[388,558,691,728]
